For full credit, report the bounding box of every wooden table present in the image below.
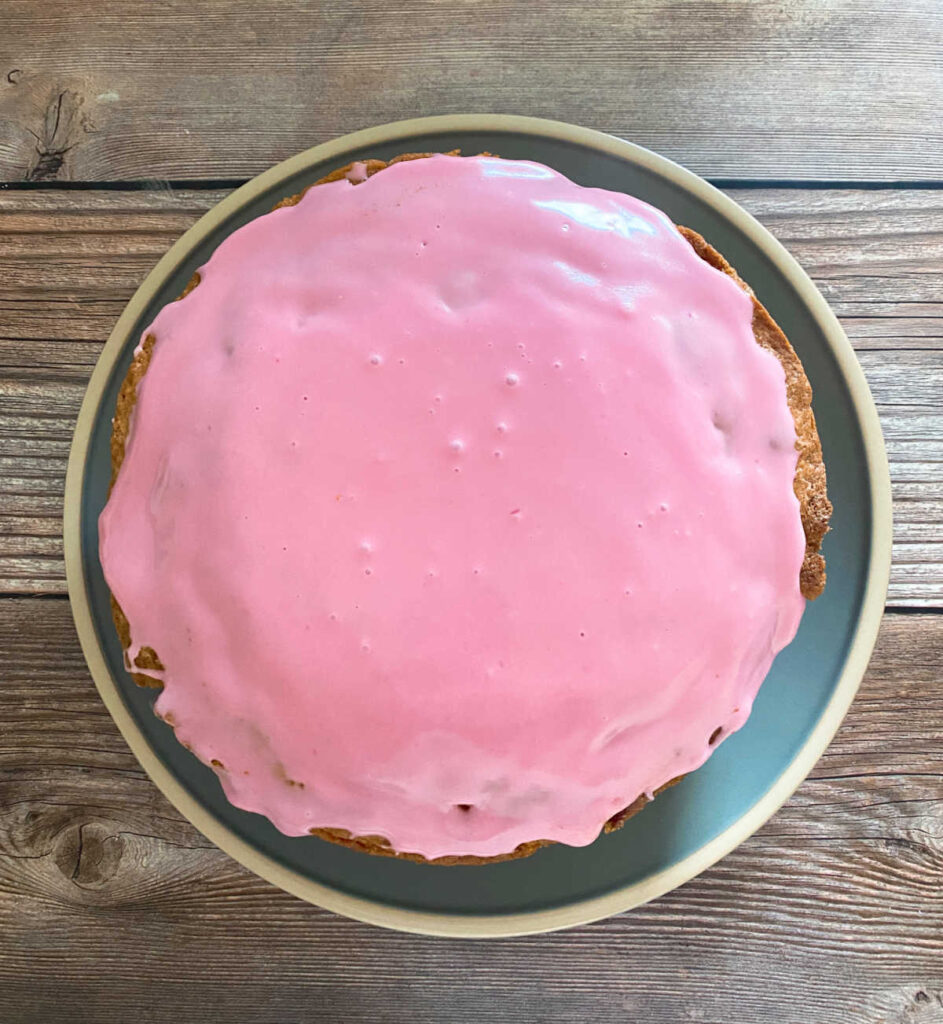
[1,3,941,1021]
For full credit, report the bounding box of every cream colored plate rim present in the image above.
[64,114,892,938]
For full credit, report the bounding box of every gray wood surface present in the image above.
[1,1,942,1021]
[1,186,940,603]
[1,0,942,183]
[0,601,940,1023]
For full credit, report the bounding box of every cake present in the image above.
[100,152,831,864]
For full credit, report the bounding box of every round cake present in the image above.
[100,152,831,863]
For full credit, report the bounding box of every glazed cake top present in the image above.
[100,155,806,859]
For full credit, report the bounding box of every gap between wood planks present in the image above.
[2,178,943,192]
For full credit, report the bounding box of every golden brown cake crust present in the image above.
[675,227,830,600]
[108,153,831,865]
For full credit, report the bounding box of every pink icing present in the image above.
[99,155,806,859]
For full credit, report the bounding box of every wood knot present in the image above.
[54,821,125,889]
[26,87,91,181]
[0,73,97,181]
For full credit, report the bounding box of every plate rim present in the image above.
[63,113,892,938]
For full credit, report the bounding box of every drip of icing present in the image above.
[346,161,369,184]
[99,155,806,859]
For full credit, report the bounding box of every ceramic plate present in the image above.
[65,115,892,937]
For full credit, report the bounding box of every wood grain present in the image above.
[1,0,941,184]
[1,187,940,604]
[1,2,940,1017]
[0,598,940,1024]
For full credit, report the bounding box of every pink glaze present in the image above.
[99,155,807,859]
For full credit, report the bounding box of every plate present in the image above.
[64,115,891,937]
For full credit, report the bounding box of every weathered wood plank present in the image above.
[0,599,940,1023]
[1,187,940,603]
[1,0,941,183]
